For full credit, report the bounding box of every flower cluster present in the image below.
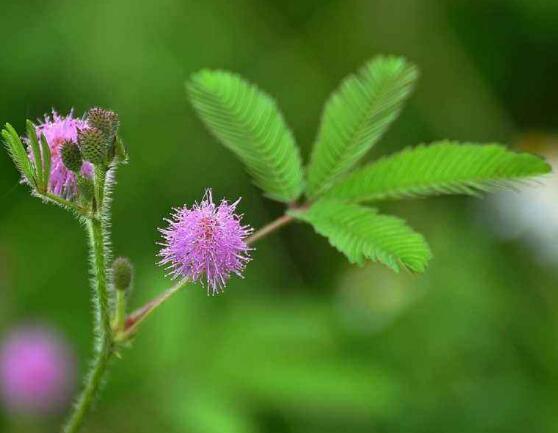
[159,190,252,294]
[33,111,92,199]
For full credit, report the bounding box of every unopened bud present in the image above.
[78,127,106,165]
[87,107,119,143]
[61,141,83,173]
[112,257,133,292]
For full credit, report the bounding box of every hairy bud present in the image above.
[112,257,134,293]
[60,141,83,173]
[78,127,106,165]
[87,107,119,144]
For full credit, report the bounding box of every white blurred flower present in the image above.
[486,134,558,263]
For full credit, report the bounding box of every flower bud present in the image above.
[87,108,119,144]
[112,257,133,293]
[60,141,83,173]
[78,127,106,165]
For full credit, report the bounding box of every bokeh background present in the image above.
[1,0,558,431]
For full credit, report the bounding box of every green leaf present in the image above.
[114,135,128,163]
[307,56,418,197]
[40,134,51,190]
[290,200,431,273]
[26,120,44,191]
[187,70,304,203]
[325,142,552,203]
[2,123,36,187]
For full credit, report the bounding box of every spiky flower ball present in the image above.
[33,111,92,199]
[158,190,253,295]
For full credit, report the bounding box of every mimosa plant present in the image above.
[2,55,550,432]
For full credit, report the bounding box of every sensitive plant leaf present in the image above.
[325,142,552,203]
[307,56,418,197]
[40,134,52,191]
[26,120,44,191]
[2,123,35,187]
[188,70,304,203]
[290,200,431,272]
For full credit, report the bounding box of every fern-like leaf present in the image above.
[2,123,35,187]
[306,56,418,197]
[325,142,551,202]
[40,134,51,190]
[289,200,431,272]
[187,70,304,203]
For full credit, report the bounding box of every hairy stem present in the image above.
[112,289,127,332]
[65,208,296,430]
[63,169,113,433]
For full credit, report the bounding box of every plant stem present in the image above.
[63,168,113,433]
[245,213,294,245]
[116,278,188,342]
[112,289,127,332]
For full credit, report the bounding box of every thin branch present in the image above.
[116,278,188,342]
[63,170,112,433]
[245,213,294,245]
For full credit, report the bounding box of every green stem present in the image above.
[112,289,127,332]
[63,168,113,433]
[63,218,113,433]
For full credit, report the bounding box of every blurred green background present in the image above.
[1,0,558,431]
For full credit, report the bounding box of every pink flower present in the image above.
[32,110,92,199]
[159,190,253,294]
[0,325,75,416]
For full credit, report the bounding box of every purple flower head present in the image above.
[0,324,75,416]
[159,190,253,295]
[31,110,92,199]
